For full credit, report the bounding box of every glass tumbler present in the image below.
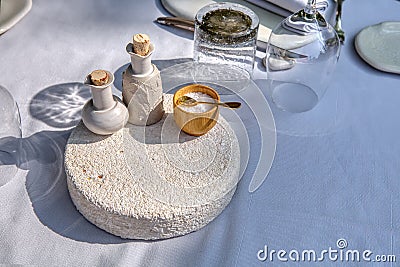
[193,2,259,76]
[265,0,340,113]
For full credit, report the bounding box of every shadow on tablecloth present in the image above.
[29,83,91,129]
[27,80,178,243]
[28,61,193,129]
[2,129,140,244]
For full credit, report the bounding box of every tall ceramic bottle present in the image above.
[122,34,164,126]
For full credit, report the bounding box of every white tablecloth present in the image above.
[1,0,400,266]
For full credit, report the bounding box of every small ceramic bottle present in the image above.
[122,34,164,126]
[82,70,129,135]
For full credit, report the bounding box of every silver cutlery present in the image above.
[156,17,195,32]
[156,16,270,50]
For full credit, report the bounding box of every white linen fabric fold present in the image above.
[244,0,336,24]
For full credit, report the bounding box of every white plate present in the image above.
[160,0,284,46]
[0,0,32,34]
[160,61,277,193]
[355,22,400,74]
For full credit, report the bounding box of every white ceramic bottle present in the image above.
[122,41,164,126]
[82,71,129,135]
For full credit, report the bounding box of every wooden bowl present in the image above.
[173,84,220,136]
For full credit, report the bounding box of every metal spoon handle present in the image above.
[196,101,241,109]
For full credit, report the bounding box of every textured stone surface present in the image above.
[65,95,240,240]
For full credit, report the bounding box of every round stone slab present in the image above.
[65,95,240,240]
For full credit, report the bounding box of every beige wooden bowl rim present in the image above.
[173,84,220,115]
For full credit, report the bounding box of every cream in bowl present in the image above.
[173,84,220,136]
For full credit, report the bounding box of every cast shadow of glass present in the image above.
[0,130,137,244]
[29,83,91,128]
[26,82,146,243]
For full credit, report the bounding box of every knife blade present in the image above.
[156,17,195,32]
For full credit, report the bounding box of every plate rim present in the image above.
[355,21,400,74]
[0,0,32,35]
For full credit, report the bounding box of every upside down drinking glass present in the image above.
[265,0,340,113]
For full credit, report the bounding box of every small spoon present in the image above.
[177,95,241,109]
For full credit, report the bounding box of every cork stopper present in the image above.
[90,70,109,86]
[133,33,150,56]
